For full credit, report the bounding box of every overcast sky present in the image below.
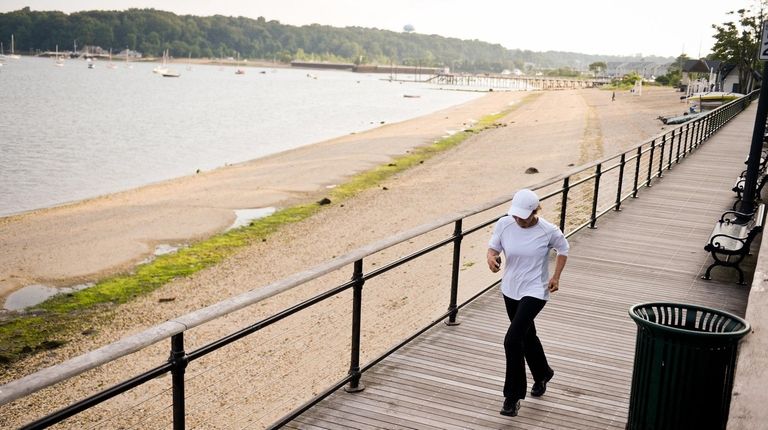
[0,0,748,58]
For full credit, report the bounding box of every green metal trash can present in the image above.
[627,302,750,430]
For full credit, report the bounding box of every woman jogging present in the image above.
[487,188,569,417]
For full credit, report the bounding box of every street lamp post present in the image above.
[741,22,768,214]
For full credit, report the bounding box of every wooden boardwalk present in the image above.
[284,105,759,429]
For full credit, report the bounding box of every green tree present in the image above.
[619,72,643,86]
[710,5,763,92]
[588,61,607,75]
[655,53,689,87]
[667,53,690,74]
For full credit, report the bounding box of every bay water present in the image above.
[0,56,483,217]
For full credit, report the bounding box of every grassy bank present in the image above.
[0,93,536,367]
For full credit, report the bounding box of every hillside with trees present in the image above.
[0,7,673,73]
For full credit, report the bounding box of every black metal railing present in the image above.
[1,90,757,430]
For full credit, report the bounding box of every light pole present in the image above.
[741,21,768,214]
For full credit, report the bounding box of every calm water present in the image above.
[0,57,483,217]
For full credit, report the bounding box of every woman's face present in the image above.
[513,213,538,228]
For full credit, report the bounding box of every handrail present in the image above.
[1,89,758,429]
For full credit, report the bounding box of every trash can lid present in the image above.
[629,302,750,339]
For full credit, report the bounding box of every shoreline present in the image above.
[0,91,527,303]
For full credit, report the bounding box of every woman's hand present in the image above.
[548,277,559,292]
[549,255,567,293]
[487,249,501,273]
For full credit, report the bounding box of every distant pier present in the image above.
[428,73,608,90]
[286,61,608,89]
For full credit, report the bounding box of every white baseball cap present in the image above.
[507,189,540,219]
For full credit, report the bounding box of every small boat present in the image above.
[153,49,170,74]
[125,47,133,69]
[54,44,64,67]
[234,53,245,74]
[403,94,421,98]
[87,58,95,69]
[7,34,21,59]
[162,69,181,78]
[686,91,744,102]
[687,92,745,111]
[658,112,705,125]
[107,49,117,69]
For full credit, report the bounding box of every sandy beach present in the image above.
[0,86,687,428]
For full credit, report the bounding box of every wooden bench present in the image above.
[732,169,768,200]
[732,151,768,201]
[703,203,766,284]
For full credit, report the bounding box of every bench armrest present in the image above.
[720,210,755,224]
[756,203,766,228]
[707,233,747,252]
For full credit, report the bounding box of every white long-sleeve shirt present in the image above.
[488,216,569,301]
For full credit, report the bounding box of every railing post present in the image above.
[668,131,675,169]
[589,164,601,229]
[705,115,712,139]
[646,140,655,187]
[683,123,691,157]
[445,220,463,326]
[715,108,722,131]
[170,333,187,430]
[721,107,727,127]
[615,154,626,211]
[658,135,665,178]
[695,117,703,145]
[345,259,365,393]
[560,177,570,232]
[689,121,696,150]
[674,129,682,164]
[633,146,641,197]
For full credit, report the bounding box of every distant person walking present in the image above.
[487,189,569,417]
[612,91,616,101]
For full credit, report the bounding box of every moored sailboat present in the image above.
[235,52,245,75]
[107,49,117,69]
[153,49,170,74]
[54,45,64,67]
[8,34,21,59]
[124,47,133,69]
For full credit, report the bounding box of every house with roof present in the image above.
[719,63,743,93]
[682,59,748,94]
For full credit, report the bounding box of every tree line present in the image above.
[0,7,672,73]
